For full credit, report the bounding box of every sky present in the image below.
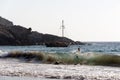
[0,0,120,41]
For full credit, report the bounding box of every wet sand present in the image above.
[0,59,120,80]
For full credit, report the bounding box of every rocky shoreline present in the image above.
[0,16,84,46]
[0,59,120,80]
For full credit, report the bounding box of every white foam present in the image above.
[0,50,8,57]
[0,59,120,80]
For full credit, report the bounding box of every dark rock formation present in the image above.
[43,34,73,43]
[43,34,74,47]
[0,24,16,45]
[28,31,44,45]
[7,25,31,45]
[73,41,86,45]
[0,16,13,26]
[45,42,69,47]
[0,16,85,46]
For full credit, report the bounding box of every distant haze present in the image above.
[1,0,120,41]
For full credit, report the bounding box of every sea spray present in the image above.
[1,51,120,66]
[0,50,8,57]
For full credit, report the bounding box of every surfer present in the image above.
[77,48,80,52]
[75,48,81,55]
[74,48,81,65]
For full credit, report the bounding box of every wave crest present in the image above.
[1,51,120,66]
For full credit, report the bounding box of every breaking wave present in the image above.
[0,50,8,57]
[1,51,120,67]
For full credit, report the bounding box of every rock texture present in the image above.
[0,24,16,45]
[0,17,13,26]
[0,16,84,46]
[7,25,32,45]
[28,31,44,45]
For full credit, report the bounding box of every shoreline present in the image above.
[0,59,120,80]
[0,76,63,80]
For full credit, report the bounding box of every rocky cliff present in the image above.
[0,16,84,46]
[0,17,13,26]
[0,24,16,45]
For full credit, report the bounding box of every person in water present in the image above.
[75,48,81,55]
[77,48,80,53]
[74,48,81,65]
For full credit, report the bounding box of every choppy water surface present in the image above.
[0,42,120,55]
[0,42,120,80]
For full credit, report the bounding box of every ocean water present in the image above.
[0,42,120,55]
[0,42,120,80]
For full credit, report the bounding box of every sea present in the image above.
[0,42,120,80]
[0,42,120,55]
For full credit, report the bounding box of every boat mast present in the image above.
[61,20,65,37]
